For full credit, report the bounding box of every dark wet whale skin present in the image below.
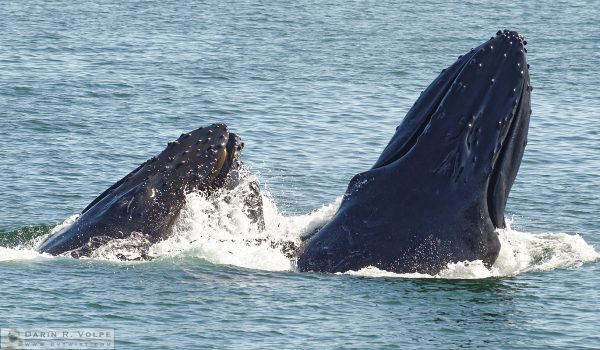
[38,123,263,257]
[298,30,532,274]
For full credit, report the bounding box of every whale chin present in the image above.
[297,30,532,274]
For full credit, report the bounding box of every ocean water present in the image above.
[1,0,600,349]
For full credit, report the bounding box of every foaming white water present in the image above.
[0,247,41,261]
[0,216,83,261]
[344,220,600,279]
[146,177,340,271]
[148,180,598,277]
[4,177,597,278]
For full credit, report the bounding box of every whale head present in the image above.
[374,29,531,230]
[298,30,532,274]
[38,123,263,256]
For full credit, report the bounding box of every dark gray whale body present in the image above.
[38,124,263,257]
[297,30,532,274]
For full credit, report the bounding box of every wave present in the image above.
[1,175,597,278]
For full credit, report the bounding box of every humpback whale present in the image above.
[37,124,263,258]
[297,30,532,274]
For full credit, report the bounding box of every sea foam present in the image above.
[8,175,599,278]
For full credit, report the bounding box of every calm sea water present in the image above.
[1,0,599,349]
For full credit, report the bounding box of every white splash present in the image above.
[0,247,42,261]
[147,180,340,271]
[0,215,81,261]
[2,176,598,279]
[145,183,598,277]
[343,220,600,279]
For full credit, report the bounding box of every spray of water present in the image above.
[3,175,598,278]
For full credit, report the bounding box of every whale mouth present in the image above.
[486,81,527,228]
[209,133,244,190]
